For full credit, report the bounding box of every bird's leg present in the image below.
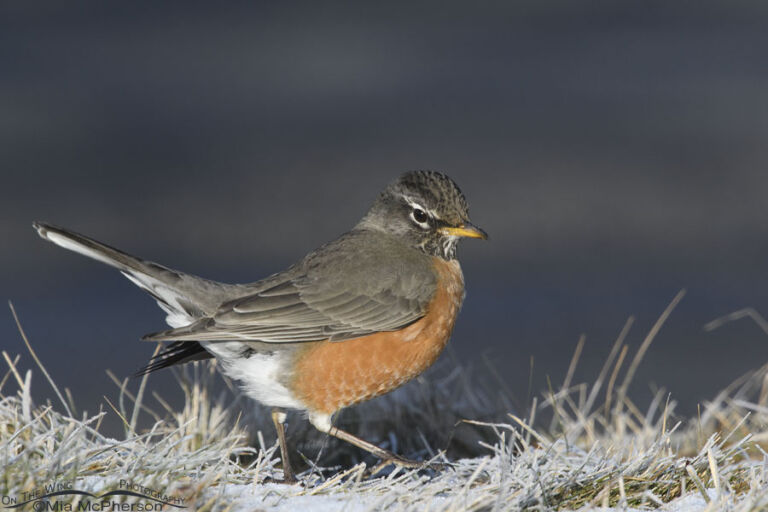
[271,408,297,483]
[328,425,424,471]
[309,412,429,475]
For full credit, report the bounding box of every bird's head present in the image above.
[357,170,487,260]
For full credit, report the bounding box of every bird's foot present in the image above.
[261,470,301,485]
[369,455,449,477]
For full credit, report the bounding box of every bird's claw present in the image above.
[261,472,301,485]
[369,456,450,477]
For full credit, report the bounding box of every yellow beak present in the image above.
[439,223,488,240]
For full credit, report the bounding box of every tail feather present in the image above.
[134,341,213,376]
[34,222,166,275]
[33,222,241,327]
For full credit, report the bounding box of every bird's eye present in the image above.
[411,208,428,224]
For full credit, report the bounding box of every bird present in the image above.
[33,170,487,482]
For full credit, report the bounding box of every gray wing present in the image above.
[143,231,438,343]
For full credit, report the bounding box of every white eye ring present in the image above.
[411,207,429,226]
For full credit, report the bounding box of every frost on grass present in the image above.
[4,294,768,511]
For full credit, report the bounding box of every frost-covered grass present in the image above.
[4,293,768,511]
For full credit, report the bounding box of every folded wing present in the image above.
[143,232,437,344]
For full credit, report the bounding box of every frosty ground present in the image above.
[4,294,768,511]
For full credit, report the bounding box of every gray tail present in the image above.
[33,222,234,327]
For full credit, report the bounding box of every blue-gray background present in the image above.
[3,1,768,433]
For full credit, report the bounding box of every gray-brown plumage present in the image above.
[33,170,486,482]
[143,230,437,344]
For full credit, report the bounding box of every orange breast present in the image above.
[289,258,465,414]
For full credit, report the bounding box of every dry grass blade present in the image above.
[704,307,768,336]
[130,343,162,432]
[8,300,73,416]
[616,289,686,415]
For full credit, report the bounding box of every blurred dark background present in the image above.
[3,1,768,436]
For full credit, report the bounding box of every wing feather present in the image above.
[143,231,438,344]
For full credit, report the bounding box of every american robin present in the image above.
[33,170,486,481]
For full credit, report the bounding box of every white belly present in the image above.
[200,342,304,410]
